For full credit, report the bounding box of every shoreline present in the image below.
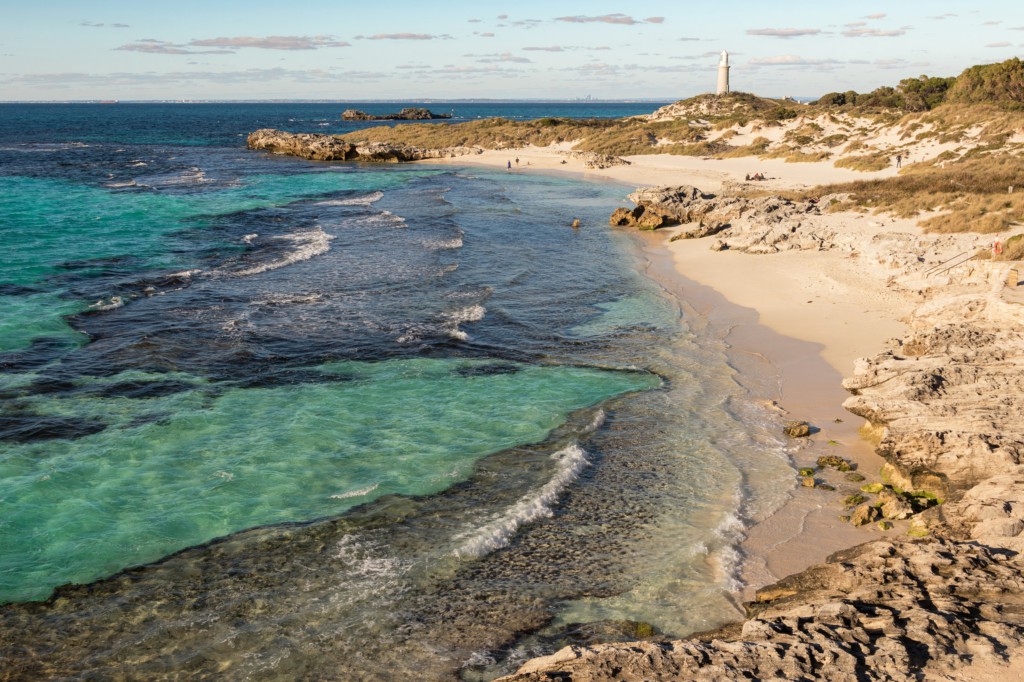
[428,146,911,597]
[457,145,1024,681]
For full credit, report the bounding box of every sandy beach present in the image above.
[428,145,924,594]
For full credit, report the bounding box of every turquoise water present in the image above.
[0,359,655,601]
[0,170,429,352]
[0,104,797,679]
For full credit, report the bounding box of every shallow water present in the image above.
[0,103,795,679]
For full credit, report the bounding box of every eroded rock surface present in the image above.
[611,185,831,250]
[844,304,1024,498]
[246,128,480,162]
[499,537,1024,682]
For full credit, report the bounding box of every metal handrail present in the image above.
[932,253,977,278]
[924,251,969,276]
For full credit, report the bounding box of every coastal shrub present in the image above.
[766,107,799,121]
[1001,234,1024,260]
[819,134,849,148]
[834,153,891,172]
[784,150,831,163]
[715,136,771,158]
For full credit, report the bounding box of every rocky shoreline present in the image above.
[494,188,1024,680]
[246,128,480,162]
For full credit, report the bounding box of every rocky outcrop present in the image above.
[499,537,1024,681]
[561,151,631,170]
[341,107,452,121]
[609,185,828,251]
[246,128,480,163]
[843,305,1024,499]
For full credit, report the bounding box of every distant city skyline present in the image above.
[2,0,1022,101]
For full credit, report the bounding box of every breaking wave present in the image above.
[454,443,590,559]
[230,228,334,277]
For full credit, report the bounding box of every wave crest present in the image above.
[454,443,589,559]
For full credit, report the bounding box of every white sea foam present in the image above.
[88,295,124,311]
[314,191,384,207]
[444,304,486,324]
[352,210,406,228]
[332,535,407,583]
[329,483,380,500]
[443,304,485,341]
[241,233,258,244]
[424,236,463,250]
[252,292,325,307]
[104,180,138,188]
[454,443,590,559]
[709,508,747,592]
[582,409,607,434]
[231,227,334,277]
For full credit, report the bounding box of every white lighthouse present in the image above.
[716,50,730,95]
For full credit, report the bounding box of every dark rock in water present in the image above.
[0,413,107,443]
[0,284,42,296]
[341,107,452,121]
[0,337,79,372]
[93,379,197,400]
[783,420,810,438]
[844,472,866,482]
[817,454,851,471]
[454,363,521,378]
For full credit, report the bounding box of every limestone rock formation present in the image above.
[611,185,828,251]
[341,107,451,121]
[561,150,631,169]
[843,315,1024,499]
[246,128,480,163]
[499,538,1024,681]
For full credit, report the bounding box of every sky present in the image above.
[1,0,1022,101]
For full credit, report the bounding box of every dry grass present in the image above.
[834,153,892,172]
[716,136,771,158]
[804,155,1024,233]
[338,116,716,157]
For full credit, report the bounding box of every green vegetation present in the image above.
[816,58,1024,113]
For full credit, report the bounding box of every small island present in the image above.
[341,107,451,121]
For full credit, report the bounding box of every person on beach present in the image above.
[515,157,519,166]
[896,154,902,168]
[507,160,511,170]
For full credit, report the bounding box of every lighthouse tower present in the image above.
[716,51,730,95]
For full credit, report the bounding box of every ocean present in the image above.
[0,102,795,680]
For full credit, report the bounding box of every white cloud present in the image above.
[189,36,351,50]
[556,14,661,26]
[842,27,907,37]
[746,28,823,39]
